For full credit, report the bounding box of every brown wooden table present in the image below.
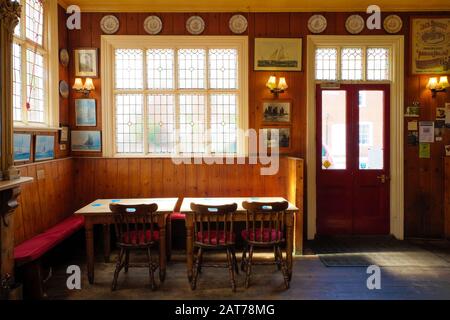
[180,197,299,282]
[75,198,179,284]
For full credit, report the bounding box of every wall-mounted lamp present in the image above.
[73,77,95,96]
[266,76,288,98]
[427,76,449,97]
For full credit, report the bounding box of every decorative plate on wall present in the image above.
[229,14,248,34]
[345,14,365,34]
[100,15,120,34]
[59,80,69,99]
[59,48,69,67]
[186,16,205,35]
[308,15,327,34]
[144,15,163,35]
[383,15,403,34]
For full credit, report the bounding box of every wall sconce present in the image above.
[73,77,95,96]
[266,76,288,98]
[427,76,449,97]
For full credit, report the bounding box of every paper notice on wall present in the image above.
[368,147,383,169]
[445,103,450,128]
[419,143,431,159]
[408,121,418,131]
[419,121,435,143]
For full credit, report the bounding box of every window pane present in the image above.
[13,43,22,121]
[115,49,144,89]
[26,49,44,123]
[316,48,337,80]
[115,94,144,154]
[178,49,206,89]
[25,0,44,45]
[148,94,176,154]
[367,48,390,81]
[341,48,363,80]
[210,94,238,154]
[147,49,174,89]
[359,91,384,170]
[322,90,346,170]
[179,95,206,154]
[209,49,238,89]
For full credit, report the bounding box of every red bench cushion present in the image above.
[14,215,85,266]
[171,212,186,220]
[196,231,236,245]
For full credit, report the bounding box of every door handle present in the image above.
[376,174,390,184]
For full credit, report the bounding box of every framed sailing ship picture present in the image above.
[71,131,101,152]
[13,133,32,163]
[262,100,291,123]
[254,38,302,71]
[35,135,55,161]
[411,17,450,74]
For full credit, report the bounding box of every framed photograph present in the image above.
[13,133,32,163]
[35,135,55,161]
[75,99,97,126]
[411,17,450,74]
[71,131,101,152]
[74,48,98,77]
[262,128,291,149]
[262,100,291,123]
[255,38,302,71]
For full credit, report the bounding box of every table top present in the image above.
[75,198,179,215]
[180,197,298,213]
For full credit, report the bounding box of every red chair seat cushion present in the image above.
[15,215,85,266]
[196,231,236,245]
[241,228,283,242]
[122,230,160,245]
[171,212,186,220]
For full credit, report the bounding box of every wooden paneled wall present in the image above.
[444,158,450,239]
[14,158,75,245]
[64,10,450,238]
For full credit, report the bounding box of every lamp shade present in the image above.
[84,78,95,91]
[266,76,277,90]
[72,78,84,90]
[278,77,288,90]
[426,77,438,90]
[439,76,449,89]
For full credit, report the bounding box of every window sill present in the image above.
[14,123,61,133]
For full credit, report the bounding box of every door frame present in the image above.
[306,35,405,240]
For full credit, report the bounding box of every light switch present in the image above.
[37,169,45,180]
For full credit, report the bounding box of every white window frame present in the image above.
[13,0,59,131]
[101,35,249,158]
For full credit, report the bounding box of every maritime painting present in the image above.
[412,18,450,74]
[35,135,55,161]
[71,131,101,152]
[14,133,32,162]
[255,38,302,71]
[75,99,97,126]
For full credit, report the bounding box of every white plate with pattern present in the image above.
[229,14,248,34]
[100,15,119,34]
[308,15,327,34]
[144,15,163,35]
[383,15,403,34]
[186,16,205,35]
[345,15,365,34]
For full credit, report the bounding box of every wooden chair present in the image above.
[189,203,239,292]
[241,201,290,289]
[109,203,160,291]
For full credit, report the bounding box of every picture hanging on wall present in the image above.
[262,128,291,149]
[74,48,98,77]
[75,99,97,127]
[262,100,291,123]
[13,133,32,163]
[71,131,101,152]
[35,135,55,162]
[254,38,302,71]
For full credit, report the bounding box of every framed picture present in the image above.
[262,128,291,149]
[13,133,32,163]
[71,131,101,152]
[262,100,291,123]
[35,135,55,161]
[255,38,302,71]
[411,17,450,74]
[74,48,98,77]
[75,99,97,126]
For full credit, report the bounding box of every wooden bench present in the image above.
[14,215,85,299]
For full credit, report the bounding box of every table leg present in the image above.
[159,222,167,283]
[103,224,111,263]
[85,221,95,284]
[286,222,294,281]
[186,223,194,283]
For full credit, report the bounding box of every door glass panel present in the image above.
[322,90,346,170]
[359,90,384,170]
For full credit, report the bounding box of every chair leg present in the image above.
[111,248,125,291]
[146,247,156,291]
[231,248,239,275]
[198,247,204,274]
[226,249,237,292]
[191,247,202,290]
[277,246,290,289]
[244,245,254,289]
[241,245,248,272]
[274,246,281,270]
[124,250,130,273]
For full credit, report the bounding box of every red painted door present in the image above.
[316,84,390,235]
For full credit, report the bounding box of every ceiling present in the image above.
[58,0,450,12]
